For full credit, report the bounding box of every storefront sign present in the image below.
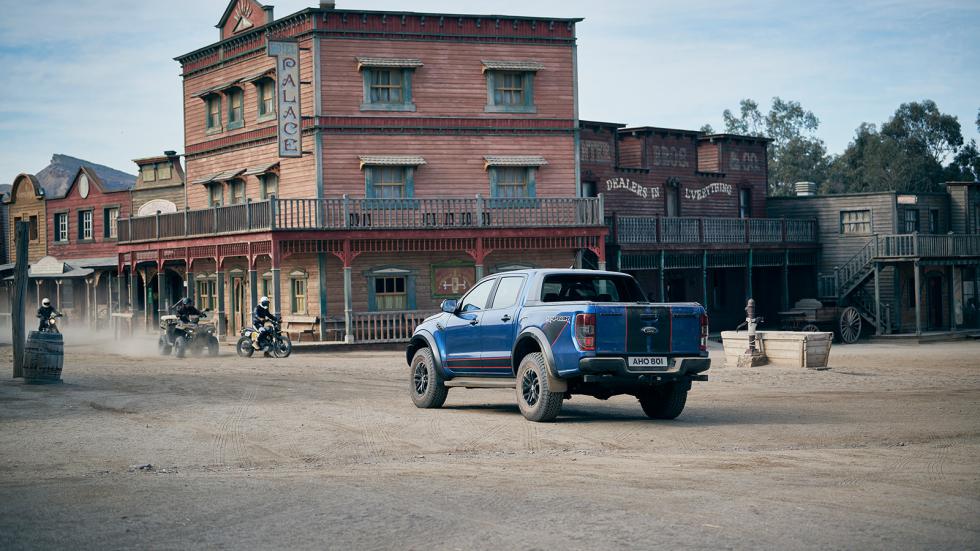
[684,182,733,201]
[581,140,612,163]
[605,177,661,200]
[432,264,475,297]
[267,40,302,158]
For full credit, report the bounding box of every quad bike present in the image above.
[158,313,219,358]
[236,314,292,358]
[39,312,64,334]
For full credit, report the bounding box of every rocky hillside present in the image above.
[34,154,136,198]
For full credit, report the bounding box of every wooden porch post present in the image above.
[596,235,607,272]
[271,243,282,317]
[702,250,708,310]
[317,252,328,340]
[342,240,354,343]
[658,250,666,302]
[874,262,882,336]
[12,221,28,378]
[914,261,922,336]
[782,249,790,311]
[129,265,136,314]
[85,277,93,330]
[55,280,62,311]
[948,265,956,330]
[215,260,226,339]
[248,266,258,312]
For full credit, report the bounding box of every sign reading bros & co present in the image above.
[267,40,302,158]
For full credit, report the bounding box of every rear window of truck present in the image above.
[540,274,646,303]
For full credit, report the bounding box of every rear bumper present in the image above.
[577,356,710,380]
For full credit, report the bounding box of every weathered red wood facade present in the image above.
[581,121,821,328]
[114,1,605,342]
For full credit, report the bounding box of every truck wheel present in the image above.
[638,383,687,420]
[516,352,563,422]
[174,336,188,359]
[410,347,448,409]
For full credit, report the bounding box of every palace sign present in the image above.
[268,40,302,158]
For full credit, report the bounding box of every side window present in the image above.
[490,277,524,310]
[460,279,495,312]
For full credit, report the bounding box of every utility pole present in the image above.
[12,221,28,378]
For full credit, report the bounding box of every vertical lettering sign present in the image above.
[267,40,302,158]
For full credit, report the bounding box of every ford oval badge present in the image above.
[641,326,658,335]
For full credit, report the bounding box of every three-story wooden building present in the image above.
[115,1,606,342]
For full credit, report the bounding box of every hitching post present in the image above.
[736,297,767,367]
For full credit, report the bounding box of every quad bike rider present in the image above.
[37,298,64,333]
[236,296,292,358]
[158,297,219,358]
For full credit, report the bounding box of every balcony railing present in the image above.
[614,216,818,246]
[877,233,980,258]
[118,195,605,243]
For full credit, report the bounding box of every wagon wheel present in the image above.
[838,307,862,344]
[801,323,820,333]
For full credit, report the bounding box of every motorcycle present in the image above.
[39,312,64,334]
[236,313,292,358]
[158,312,219,358]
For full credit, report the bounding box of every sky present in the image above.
[1,0,978,186]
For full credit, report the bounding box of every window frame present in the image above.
[226,86,244,129]
[928,208,940,234]
[205,94,223,133]
[903,208,920,234]
[103,206,120,239]
[488,166,537,208]
[738,187,752,219]
[78,209,94,241]
[839,209,872,236]
[458,278,496,312]
[229,179,246,205]
[365,266,417,312]
[260,173,279,200]
[365,166,417,209]
[28,215,39,241]
[157,162,172,180]
[360,67,416,112]
[485,70,536,114]
[208,183,224,208]
[195,273,217,311]
[289,269,308,315]
[142,164,157,182]
[255,77,276,121]
[487,276,526,311]
[53,212,69,243]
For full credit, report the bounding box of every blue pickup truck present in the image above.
[407,269,710,422]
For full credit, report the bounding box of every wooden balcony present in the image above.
[876,233,980,259]
[117,196,605,244]
[612,215,818,248]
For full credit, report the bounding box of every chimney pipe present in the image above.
[320,1,336,9]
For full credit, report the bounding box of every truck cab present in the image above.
[407,269,710,422]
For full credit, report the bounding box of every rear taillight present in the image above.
[574,313,596,351]
[700,312,709,351]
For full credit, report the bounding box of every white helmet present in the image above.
[41,298,51,307]
[259,296,270,307]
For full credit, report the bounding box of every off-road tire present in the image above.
[272,334,292,358]
[207,336,219,357]
[410,347,448,409]
[158,335,172,356]
[236,337,254,357]
[174,336,188,359]
[638,382,688,420]
[516,352,563,422]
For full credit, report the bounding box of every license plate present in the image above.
[628,356,668,368]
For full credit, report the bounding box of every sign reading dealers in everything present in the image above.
[605,179,733,202]
[268,40,302,158]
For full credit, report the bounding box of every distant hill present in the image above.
[34,154,136,198]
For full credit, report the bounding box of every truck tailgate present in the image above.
[593,304,702,356]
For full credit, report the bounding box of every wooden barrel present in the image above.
[23,331,64,384]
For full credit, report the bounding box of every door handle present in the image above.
[501,315,511,322]
[469,319,479,326]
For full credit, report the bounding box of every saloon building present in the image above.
[113,0,606,342]
[580,121,820,329]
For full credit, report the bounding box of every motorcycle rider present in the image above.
[36,298,61,332]
[252,296,274,352]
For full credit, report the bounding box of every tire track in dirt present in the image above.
[454,421,509,454]
[351,401,400,460]
[211,387,256,468]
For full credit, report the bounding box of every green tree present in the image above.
[830,100,970,193]
[721,97,828,196]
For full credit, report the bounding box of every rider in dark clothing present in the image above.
[252,296,273,351]
[37,298,60,331]
[173,297,204,323]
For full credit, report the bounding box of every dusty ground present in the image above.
[0,333,978,550]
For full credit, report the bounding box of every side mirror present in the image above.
[440,299,458,314]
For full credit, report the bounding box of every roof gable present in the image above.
[61,166,106,199]
[5,173,44,204]
[217,0,273,40]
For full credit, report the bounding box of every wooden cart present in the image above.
[778,299,863,344]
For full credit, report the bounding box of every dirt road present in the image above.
[1,335,978,549]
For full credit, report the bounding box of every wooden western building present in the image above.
[581,121,820,329]
[113,0,605,343]
[768,183,980,337]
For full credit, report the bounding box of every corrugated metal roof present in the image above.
[483,155,548,168]
[358,155,427,168]
[243,162,280,176]
[356,57,424,69]
[481,60,544,72]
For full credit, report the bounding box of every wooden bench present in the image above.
[282,315,319,342]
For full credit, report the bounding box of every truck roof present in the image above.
[494,268,629,278]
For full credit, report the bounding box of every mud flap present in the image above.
[546,368,568,393]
